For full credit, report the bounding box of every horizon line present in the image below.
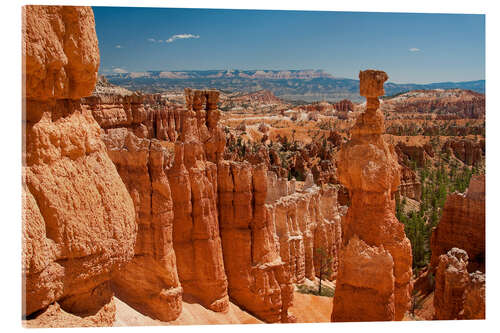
[99,69,485,85]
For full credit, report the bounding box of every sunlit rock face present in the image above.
[332,70,413,322]
[217,161,294,323]
[89,89,229,318]
[22,6,136,325]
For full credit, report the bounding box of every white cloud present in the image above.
[165,34,200,43]
[115,45,123,49]
[409,47,421,52]
[147,38,156,42]
[112,68,128,74]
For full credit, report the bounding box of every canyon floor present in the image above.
[114,291,334,326]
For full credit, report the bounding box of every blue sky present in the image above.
[92,7,485,84]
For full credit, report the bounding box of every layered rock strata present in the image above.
[22,5,136,323]
[395,142,434,168]
[88,89,229,316]
[332,70,413,322]
[84,94,185,321]
[430,175,485,273]
[24,7,347,324]
[99,125,183,320]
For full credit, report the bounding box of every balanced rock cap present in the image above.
[359,70,389,98]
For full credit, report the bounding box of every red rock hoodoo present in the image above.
[331,70,413,322]
[433,248,485,320]
[396,164,422,202]
[22,6,136,324]
[217,162,294,323]
[87,90,230,316]
[168,89,229,312]
[84,94,183,321]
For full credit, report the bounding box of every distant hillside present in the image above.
[382,88,485,119]
[104,70,484,103]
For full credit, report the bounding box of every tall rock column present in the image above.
[168,89,229,312]
[86,94,185,322]
[103,130,183,322]
[22,6,136,323]
[434,248,470,320]
[217,161,294,323]
[434,248,486,320]
[332,70,413,322]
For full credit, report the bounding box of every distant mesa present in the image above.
[104,69,484,103]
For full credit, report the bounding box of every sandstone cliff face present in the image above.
[395,142,433,168]
[98,121,183,321]
[217,162,294,323]
[168,90,229,312]
[434,248,469,320]
[333,236,396,321]
[24,6,349,326]
[396,164,422,202]
[434,248,485,320]
[442,139,484,166]
[22,6,136,323]
[88,90,229,316]
[332,70,413,322]
[430,175,485,273]
[217,163,342,323]
[23,6,99,101]
[267,174,342,283]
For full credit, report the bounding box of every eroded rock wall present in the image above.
[396,164,422,201]
[168,90,229,312]
[23,7,345,324]
[217,164,342,323]
[101,127,183,321]
[442,139,483,166]
[217,162,294,323]
[88,90,229,316]
[269,180,342,284]
[22,6,136,323]
[462,271,486,319]
[430,175,485,273]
